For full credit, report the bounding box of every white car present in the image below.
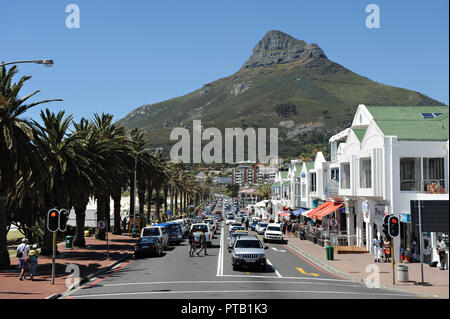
[263,223,284,243]
[204,219,216,234]
[226,215,235,225]
[255,222,269,235]
[190,223,213,247]
[141,226,169,250]
[229,222,243,232]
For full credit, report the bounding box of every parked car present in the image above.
[190,223,213,247]
[164,222,184,245]
[134,237,163,258]
[231,236,268,271]
[255,222,269,235]
[141,226,169,250]
[228,230,249,252]
[263,223,284,243]
[226,214,235,225]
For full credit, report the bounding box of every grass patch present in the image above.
[7,230,24,242]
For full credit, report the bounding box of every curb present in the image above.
[45,252,133,299]
[286,241,444,299]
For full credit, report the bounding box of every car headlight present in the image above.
[233,253,243,258]
[257,254,265,258]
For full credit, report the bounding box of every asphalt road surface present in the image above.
[63,221,420,299]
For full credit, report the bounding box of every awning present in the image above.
[314,202,344,220]
[277,211,290,217]
[307,202,333,218]
[293,208,307,216]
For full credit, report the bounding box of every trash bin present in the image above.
[396,264,409,282]
[65,236,74,249]
[326,245,334,260]
[84,230,90,237]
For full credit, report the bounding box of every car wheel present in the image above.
[135,253,141,259]
[232,264,239,271]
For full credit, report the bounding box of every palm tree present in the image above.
[0,65,62,268]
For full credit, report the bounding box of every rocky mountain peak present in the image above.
[242,30,327,69]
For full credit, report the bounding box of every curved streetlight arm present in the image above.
[1,59,54,67]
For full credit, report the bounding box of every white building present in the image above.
[333,104,449,262]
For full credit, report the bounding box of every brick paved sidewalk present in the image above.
[286,236,449,298]
[0,233,135,299]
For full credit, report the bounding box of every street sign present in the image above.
[329,218,338,227]
[97,220,106,230]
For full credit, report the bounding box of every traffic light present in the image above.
[47,209,60,232]
[382,215,390,237]
[388,216,399,237]
[59,209,69,232]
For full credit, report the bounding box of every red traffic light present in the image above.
[50,212,57,218]
[391,218,398,224]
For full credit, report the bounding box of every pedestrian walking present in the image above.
[437,236,447,270]
[383,237,391,262]
[197,231,208,256]
[372,235,382,263]
[16,238,30,280]
[245,218,249,231]
[28,244,39,280]
[188,231,196,257]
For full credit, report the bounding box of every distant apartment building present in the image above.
[232,164,278,186]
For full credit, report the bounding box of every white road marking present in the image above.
[271,247,286,252]
[67,289,416,299]
[97,280,362,289]
[266,258,282,278]
[216,222,224,277]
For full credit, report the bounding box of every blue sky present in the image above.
[1,0,448,123]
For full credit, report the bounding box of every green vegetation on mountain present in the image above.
[118,30,443,160]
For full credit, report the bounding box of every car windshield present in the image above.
[267,226,281,231]
[205,220,213,224]
[259,223,268,227]
[142,228,160,236]
[192,225,208,232]
[167,224,181,231]
[232,223,242,227]
[235,240,263,249]
[140,237,158,244]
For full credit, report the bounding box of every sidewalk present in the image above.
[0,233,135,299]
[286,236,449,298]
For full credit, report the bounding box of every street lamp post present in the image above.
[131,147,163,232]
[1,59,54,67]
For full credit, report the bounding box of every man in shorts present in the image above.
[17,238,30,280]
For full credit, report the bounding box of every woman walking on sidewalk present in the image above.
[28,244,40,280]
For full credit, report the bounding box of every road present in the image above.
[62,221,420,299]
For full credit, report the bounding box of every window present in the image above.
[341,163,350,189]
[400,158,421,191]
[310,173,317,192]
[423,158,445,193]
[331,168,339,182]
[301,183,306,198]
[360,158,372,188]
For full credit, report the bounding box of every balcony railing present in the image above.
[400,179,447,194]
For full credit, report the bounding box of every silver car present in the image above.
[231,236,268,271]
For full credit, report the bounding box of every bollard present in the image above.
[396,264,409,282]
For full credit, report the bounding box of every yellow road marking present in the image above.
[246,272,250,275]
[296,267,320,277]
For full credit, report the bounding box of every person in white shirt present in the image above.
[437,237,447,270]
[16,238,30,280]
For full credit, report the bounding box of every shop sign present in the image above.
[399,213,411,223]
[362,200,370,222]
[374,205,387,224]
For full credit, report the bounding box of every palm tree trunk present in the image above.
[111,187,122,235]
[73,202,88,247]
[0,191,10,269]
[163,186,168,221]
[105,195,111,232]
[138,183,145,217]
[155,188,161,221]
[146,183,153,225]
[170,186,174,216]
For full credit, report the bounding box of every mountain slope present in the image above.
[118,30,444,159]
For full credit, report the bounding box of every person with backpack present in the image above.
[16,238,30,281]
[188,231,196,257]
